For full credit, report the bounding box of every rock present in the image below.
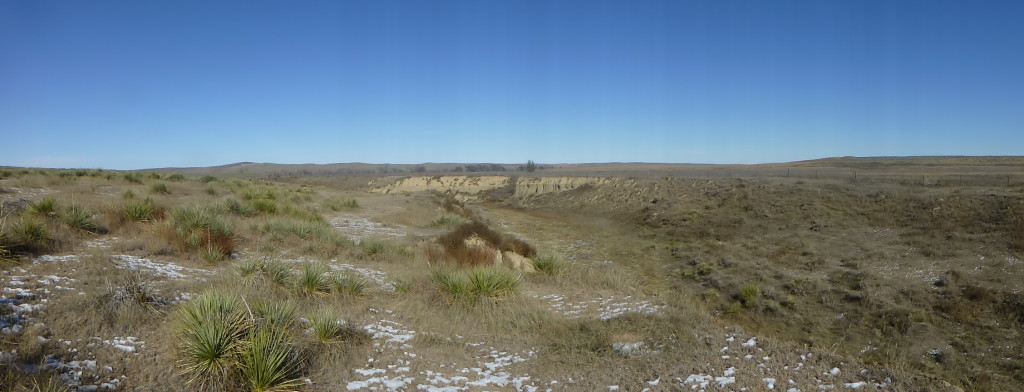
[502,251,535,273]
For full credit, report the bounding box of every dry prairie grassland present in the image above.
[1,162,1022,392]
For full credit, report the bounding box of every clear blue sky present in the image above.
[2,1,1022,169]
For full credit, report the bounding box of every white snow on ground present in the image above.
[110,255,211,279]
[343,311,540,391]
[33,254,81,264]
[530,293,665,320]
[329,214,407,243]
[677,334,892,391]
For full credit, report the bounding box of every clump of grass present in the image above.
[264,261,293,288]
[27,376,71,392]
[431,269,472,301]
[26,196,59,218]
[168,173,186,181]
[169,205,234,259]
[10,218,53,254]
[251,300,296,330]
[332,273,368,298]
[431,267,520,302]
[200,175,218,183]
[223,197,256,217]
[360,238,388,258]
[392,278,413,294]
[295,262,331,297]
[739,283,760,309]
[239,326,304,392]
[325,197,359,211]
[123,173,143,184]
[532,254,568,276]
[251,199,278,214]
[308,310,343,342]
[122,198,155,222]
[122,189,136,199]
[432,213,466,227]
[204,187,218,196]
[468,266,520,298]
[62,204,96,232]
[175,292,249,391]
[151,182,170,194]
[200,245,226,264]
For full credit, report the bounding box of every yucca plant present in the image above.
[171,205,234,255]
[531,254,568,276]
[238,326,304,392]
[122,198,154,222]
[27,376,71,392]
[468,266,520,298]
[360,238,387,258]
[151,182,170,194]
[26,196,59,217]
[431,269,472,300]
[331,273,367,298]
[11,218,52,253]
[176,292,249,390]
[264,261,292,288]
[62,204,96,232]
[252,300,296,330]
[308,310,343,343]
[295,262,330,297]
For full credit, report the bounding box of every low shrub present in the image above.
[432,214,466,227]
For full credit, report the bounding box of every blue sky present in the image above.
[2,1,1022,169]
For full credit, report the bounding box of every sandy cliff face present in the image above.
[370,176,511,195]
[370,175,635,200]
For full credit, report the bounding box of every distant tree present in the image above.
[526,160,537,172]
[414,165,426,173]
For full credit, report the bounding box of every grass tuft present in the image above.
[62,203,96,232]
[26,196,59,218]
[10,218,53,254]
[175,291,249,391]
[432,213,467,227]
[170,205,234,258]
[532,254,568,276]
[238,326,304,392]
[468,266,520,298]
[122,198,155,222]
[332,273,368,298]
[151,182,170,194]
[308,310,343,343]
[295,262,330,296]
[252,300,297,330]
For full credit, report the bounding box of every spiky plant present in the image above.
[331,273,368,298]
[360,238,387,258]
[264,261,292,288]
[238,326,304,392]
[26,196,59,218]
[468,266,520,298]
[308,310,343,343]
[531,254,568,276]
[175,292,249,391]
[11,218,52,254]
[122,198,154,222]
[252,300,296,330]
[27,376,71,392]
[295,262,330,297]
[431,269,472,300]
[62,204,96,232]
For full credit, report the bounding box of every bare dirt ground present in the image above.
[1,159,1022,391]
